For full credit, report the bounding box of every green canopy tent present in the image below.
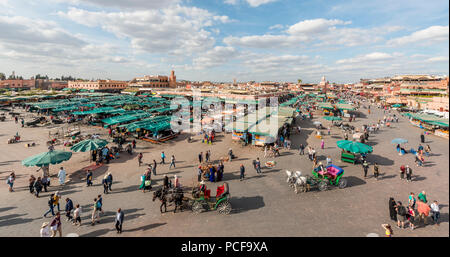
[336,140,373,154]
[22,150,72,176]
[70,139,108,152]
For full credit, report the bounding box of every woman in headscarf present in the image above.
[174,175,180,188]
[138,172,147,192]
[209,166,216,183]
[389,197,397,222]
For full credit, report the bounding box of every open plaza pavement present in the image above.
[0,103,448,237]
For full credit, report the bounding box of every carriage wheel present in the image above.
[192,201,203,214]
[217,201,232,215]
[318,181,328,191]
[338,178,347,189]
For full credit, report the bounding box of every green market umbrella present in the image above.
[392,104,402,108]
[70,139,108,152]
[323,116,342,121]
[22,150,72,167]
[336,140,373,154]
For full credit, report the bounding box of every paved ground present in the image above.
[0,104,448,237]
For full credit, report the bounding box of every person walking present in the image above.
[407,206,416,230]
[430,200,440,226]
[33,177,43,197]
[91,198,100,225]
[174,175,181,188]
[255,158,262,174]
[409,192,416,209]
[205,150,210,162]
[373,162,379,180]
[72,204,82,226]
[43,194,55,218]
[138,153,143,167]
[6,172,15,192]
[40,222,51,237]
[399,165,406,180]
[106,172,113,191]
[50,212,62,237]
[169,155,176,169]
[65,198,74,221]
[228,148,233,162]
[420,133,425,143]
[396,201,407,229]
[239,164,245,181]
[299,144,305,155]
[139,172,147,193]
[41,176,50,192]
[405,165,412,182]
[388,198,397,222]
[152,160,157,176]
[197,165,203,182]
[160,151,166,164]
[198,152,203,163]
[86,170,93,187]
[115,208,124,234]
[424,144,431,157]
[57,167,66,186]
[307,147,312,161]
[53,191,61,211]
[320,139,325,150]
[102,175,109,194]
[97,194,104,215]
[362,160,369,178]
[326,156,332,166]
[29,175,36,194]
[163,175,170,189]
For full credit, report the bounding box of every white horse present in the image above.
[285,170,309,194]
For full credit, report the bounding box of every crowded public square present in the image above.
[0,91,448,237]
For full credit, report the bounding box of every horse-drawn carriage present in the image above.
[190,182,232,215]
[286,164,347,193]
[152,182,232,215]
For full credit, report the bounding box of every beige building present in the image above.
[68,80,128,91]
[129,70,177,89]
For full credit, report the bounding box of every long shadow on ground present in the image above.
[230,196,265,214]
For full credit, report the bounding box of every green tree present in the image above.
[0,73,5,80]
[297,79,302,84]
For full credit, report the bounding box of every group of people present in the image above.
[28,174,50,197]
[387,191,440,235]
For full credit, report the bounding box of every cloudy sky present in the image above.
[0,0,448,83]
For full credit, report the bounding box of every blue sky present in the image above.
[0,0,448,83]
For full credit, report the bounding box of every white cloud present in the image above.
[60,6,231,56]
[224,18,386,49]
[224,0,239,5]
[269,24,284,30]
[336,52,395,64]
[426,56,449,62]
[0,15,85,47]
[287,19,351,35]
[387,25,449,46]
[224,34,303,48]
[246,0,278,7]
[55,0,180,9]
[192,46,238,69]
